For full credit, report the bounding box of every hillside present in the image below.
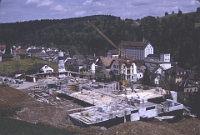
[0,58,57,76]
[161,11,200,20]
[1,11,200,73]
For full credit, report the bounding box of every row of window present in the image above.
[184,88,198,92]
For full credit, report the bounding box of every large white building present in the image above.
[145,53,171,70]
[121,41,154,60]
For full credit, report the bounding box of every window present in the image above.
[131,110,138,113]
[146,106,155,110]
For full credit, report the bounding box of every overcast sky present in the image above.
[0,0,200,23]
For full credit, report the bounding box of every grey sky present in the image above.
[0,0,199,23]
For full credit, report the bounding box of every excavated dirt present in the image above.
[0,85,200,135]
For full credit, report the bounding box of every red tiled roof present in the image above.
[172,65,185,73]
[99,56,115,68]
[98,56,135,68]
[13,49,27,55]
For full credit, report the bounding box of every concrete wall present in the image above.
[130,113,140,121]
[159,63,171,70]
[138,106,157,118]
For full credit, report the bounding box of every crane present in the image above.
[88,21,126,90]
[160,75,173,100]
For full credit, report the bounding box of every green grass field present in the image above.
[0,116,74,135]
[0,58,58,76]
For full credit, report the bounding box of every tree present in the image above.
[5,44,11,55]
[165,12,169,16]
[95,67,111,82]
[95,67,105,81]
[142,69,150,86]
[188,90,200,119]
[178,9,182,17]
[197,7,200,14]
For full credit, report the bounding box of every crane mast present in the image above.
[88,21,126,90]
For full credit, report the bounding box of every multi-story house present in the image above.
[0,45,6,54]
[145,53,172,70]
[95,56,137,82]
[121,41,154,60]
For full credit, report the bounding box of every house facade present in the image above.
[95,56,137,82]
[40,65,54,73]
[167,64,187,84]
[34,63,54,73]
[145,53,171,70]
[0,45,6,54]
[121,58,137,82]
[121,41,154,60]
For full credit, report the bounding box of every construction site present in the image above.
[1,75,200,135]
[0,44,197,134]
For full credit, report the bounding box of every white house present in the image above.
[34,63,54,73]
[121,58,137,82]
[145,53,171,70]
[40,65,54,73]
[95,56,137,82]
[121,41,154,60]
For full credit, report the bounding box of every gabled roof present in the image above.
[98,56,114,68]
[171,65,185,73]
[76,59,86,66]
[121,41,150,49]
[147,54,159,58]
[0,45,6,51]
[73,54,85,60]
[66,59,77,66]
[97,56,135,68]
[28,49,44,53]
[13,49,27,55]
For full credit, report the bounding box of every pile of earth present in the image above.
[0,85,33,109]
[65,117,200,135]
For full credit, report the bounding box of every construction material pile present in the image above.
[0,85,33,108]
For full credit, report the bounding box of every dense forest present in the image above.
[0,9,200,73]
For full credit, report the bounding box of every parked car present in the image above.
[15,79,23,84]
